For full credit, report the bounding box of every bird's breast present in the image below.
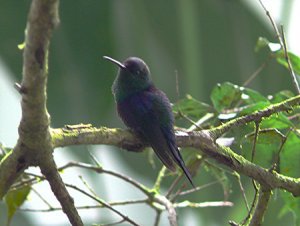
[116,91,153,129]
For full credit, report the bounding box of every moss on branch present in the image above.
[50,94,300,197]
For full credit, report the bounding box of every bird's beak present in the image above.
[103,56,126,69]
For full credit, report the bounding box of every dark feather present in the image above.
[117,86,194,186]
[107,56,194,186]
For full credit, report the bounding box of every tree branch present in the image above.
[248,187,271,226]
[0,1,84,225]
[154,194,178,226]
[51,95,300,197]
[65,183,140,226]
[210,95,300,138]
[0,0,59,200]
[258,0,300,94]
[40,156,84,226]
[51,126,300,196]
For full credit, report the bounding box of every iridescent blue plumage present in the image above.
[104,56,194,186]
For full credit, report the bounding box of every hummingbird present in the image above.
[104,56,194,186]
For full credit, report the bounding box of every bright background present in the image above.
[0,0,299,225]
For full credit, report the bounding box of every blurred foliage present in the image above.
[0,1,298,226]
[255,36,300,76]
[5,177,31,226]
[173,79,300,225]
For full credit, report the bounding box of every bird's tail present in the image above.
[169,143,195,187]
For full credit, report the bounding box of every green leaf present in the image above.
[280,132,300,178]
[17,42,25,50]
[260,113,294,129]
[240,102,271,115]
[241,129,283,168]
[5,183,31,225]
[275,51,300,75]
[173,94,214,119]
[270,90,295,103]
[280,191,300,225]
[185,154,203,178]
[255,37,281,52]
[255,37,300,75]
[204,162,231,199]
[210,82,268,113]
[0,144,12,161]
[241,88,268,104]
[210,82,242,112]
[255,37,270,52]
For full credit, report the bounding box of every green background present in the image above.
[0,1,295,225]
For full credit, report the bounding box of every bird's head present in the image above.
[104,56,153,100]
[104,56,151,81]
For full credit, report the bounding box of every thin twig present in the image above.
[166,176,183,198]
[59,162,152,197]
[234,173,250,212]
[242,183,259,225]
[251,120,261,163]
[31,187,53,209]
[20,162,183,226]
[258,0,283,47]
[153,166,167,191]
[271,129,290,172]
[280,26,300,94]
[154,210,162,226]
[242,57,270,87]
[177,110,203,130]
[249,187,272,226]
[10,174,39,190]
[175,70,180,100]
[20,199,148,212]
[174,201,233,208]
[170,181,188,202]
[66,183,140,226]
[186,113,214,132]
[258,0,300,94]
[88,148,102,167]
[154,194,178,226]
[177,180,221,196]
[98,219,126,226]
[229,221,239,226]
[79,175,98,198]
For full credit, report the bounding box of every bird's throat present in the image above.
[112,77,153,102]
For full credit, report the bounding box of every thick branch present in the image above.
[40,156,85,226]
[0,1,84,226]
[154,194,177,226]
[0,0,59,199]
[51,94,300,197]
[248,187,271,226]
[52,126,142,149]
[184,131,300,196]
[210,95,300,138]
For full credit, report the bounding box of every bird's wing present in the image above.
[143,89,194,186]
[117,87,194,186]
[140,96,194,186]
[139,119,177,172]
[117,89,177,171]
[117,88,193,184]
